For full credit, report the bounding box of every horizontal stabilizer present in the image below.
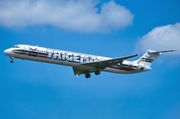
[148,50,177,54]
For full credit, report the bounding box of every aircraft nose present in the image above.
[4,49,12,56]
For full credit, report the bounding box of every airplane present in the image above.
[4,44,176,78]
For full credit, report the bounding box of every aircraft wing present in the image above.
[73,54,140,76]
[81,54,140,69]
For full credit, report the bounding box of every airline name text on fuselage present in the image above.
[47,50,101,63]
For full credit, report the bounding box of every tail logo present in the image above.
[138,55,154,64]
[141,55,154,63]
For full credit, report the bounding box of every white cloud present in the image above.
[0,0,134,33]
[136,23,180,55]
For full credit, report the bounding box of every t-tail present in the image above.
[135,50,176,68]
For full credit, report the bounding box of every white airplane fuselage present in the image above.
[4,44,155,78]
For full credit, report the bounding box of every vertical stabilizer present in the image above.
[136,50,176,67]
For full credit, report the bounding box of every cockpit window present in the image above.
[13,45,20,48]
[13,45,16,48]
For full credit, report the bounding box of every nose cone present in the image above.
[4,49,12,56]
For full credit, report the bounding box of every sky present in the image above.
[0,0,180,119]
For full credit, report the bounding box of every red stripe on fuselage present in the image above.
[14,52,27,55]
[108,66,136,71]
[14,51,48,58]
[38,55,48,58]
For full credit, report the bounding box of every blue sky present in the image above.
[0,0,180,119]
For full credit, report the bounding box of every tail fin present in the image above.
[136,50,176,67]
